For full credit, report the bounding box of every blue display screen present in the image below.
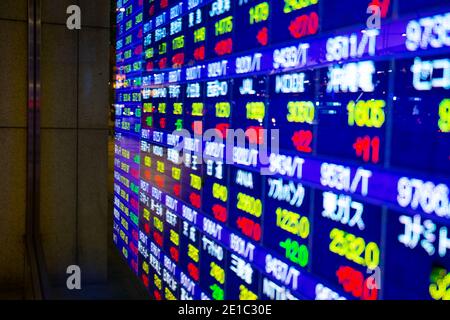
[113,0,450,300]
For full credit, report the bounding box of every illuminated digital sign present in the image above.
[114,0,450,300]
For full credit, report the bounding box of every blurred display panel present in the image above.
[114,0,450,300]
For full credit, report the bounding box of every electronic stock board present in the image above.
[113,0,450,300]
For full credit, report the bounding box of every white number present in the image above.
[397,177,450,218]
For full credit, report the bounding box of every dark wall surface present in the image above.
[40,0,110,288]
[0,0,114,298]
[0,0,28,298]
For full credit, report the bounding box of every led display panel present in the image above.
[114,0,450,300]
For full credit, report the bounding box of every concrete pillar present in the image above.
[0,0,28,298]
[40,0,110,290]
[0,0,111,298]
